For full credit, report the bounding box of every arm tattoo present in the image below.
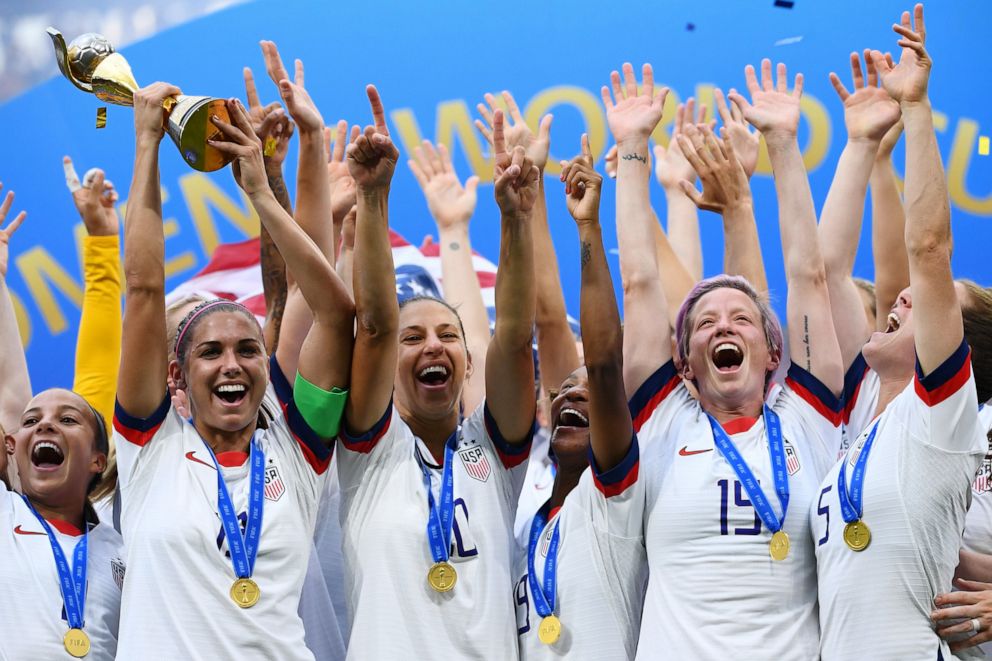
[802,315,811,372]
[580,241,592,269]
[449,241,460,251]
[620,153,648,165]
[267,170,293,216]
[259,222,288,354]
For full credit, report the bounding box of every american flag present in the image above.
[784,443,800,476]
[458,445,491,482]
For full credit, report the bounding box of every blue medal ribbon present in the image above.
[20,495,88,630]
[707,405,789,535]
[417,430,459,564]
[837,421,880,524]
[527,501,562,619]
[202,432,265,579]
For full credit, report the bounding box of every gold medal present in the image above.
[769,530,790,561]
[538,614,562,645]
[427,561,457,593]
[843,520,871,552]
[230,577,261,608]
[63,628,90,658]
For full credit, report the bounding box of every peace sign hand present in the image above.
[492,109,540,219]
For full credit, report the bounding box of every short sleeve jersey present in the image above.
[634,360,843,661]
[514,437,647,660]
[811,342,984,661]
[0,489,124,661]
[336,401,532,660]
[112,356,329,661]
[839,354,882,458]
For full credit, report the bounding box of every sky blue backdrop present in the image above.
[3,0,990,391]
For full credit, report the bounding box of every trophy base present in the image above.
[166,96,235,172]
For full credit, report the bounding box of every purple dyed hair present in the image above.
[674,275,783,379]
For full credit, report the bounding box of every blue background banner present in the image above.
[3,0,989,391]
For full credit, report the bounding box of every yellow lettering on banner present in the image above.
[525,86,611,175]
[10,288,31,349]
[755,93,831,174]
[391,103,493,183]
[179,173,259,257]
[390,108,425,165]
[947,118,992,216]
[15,247,83,335]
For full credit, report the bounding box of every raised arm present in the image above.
[730,60,842,395]
[870,118,909,330]
[476,92,579,394]
[408,139,489,413]
[485,109,538,442]
[818,51,902,368]
[64,157,122,427]
[872,4,960,373]
[326,120,360,266]
[344,86,400,433]
[210,100,353,405]
[604,62,672,394]
[0,192,29,433]
[562,136,632,470]
[118,82,182,417]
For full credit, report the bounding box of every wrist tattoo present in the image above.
[580,241,592,269]
[449,241,460,251]
[267,172,293,215]
[621,153,648,165]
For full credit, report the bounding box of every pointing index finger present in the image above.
[366,85,389,136]
[492,109,507,161]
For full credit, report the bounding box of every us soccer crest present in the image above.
[111,557,126,591]
[973,433,992,494]
[459,445,491,482]
[784,441,801,476]
[264,464,285,501]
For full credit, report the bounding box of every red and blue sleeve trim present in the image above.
[915,340,972,407]
[590,433,640,498]
[113,394,170,447]
[842,353,870,424]
[269,355,332,474]
[785,364,844,427]
[484,403,534,469]
[628,361,680,433]
[340,401,393,454]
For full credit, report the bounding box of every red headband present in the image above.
[173,300,253,358]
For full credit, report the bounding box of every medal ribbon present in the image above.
[707,405,789,534]
[202,432,265,578]
[417,430,458,564]
[527,501,562,619]
[837,421,880,524]
[20,495,88,630]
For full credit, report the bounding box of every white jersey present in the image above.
[635,360,843,661]
[840,353,881,457]
[963,406,992,556]
[812,342,984,661]
[0,488,124,661]
[337,401,531,660]
[514,438,647,660]
[514,426,556,551]
[113,356,330,661]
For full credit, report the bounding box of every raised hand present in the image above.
[729,59,803,141]
[63,156,118,236]
[870,4,931,105]
[604,144,619,179]
[602,62,669,147]
[653,97,710,190]
[0,186,26,279]
[346,85,399,190]
[325,120,360,222]
[492,109,540,217]
[133,82,182,143]
[260,41,323,134]
[830,50,901,142]
[678,124,752,214]
[409,139,480,230]
[243,66,294,168]
[713,87,760,177]
[475,91,552,170]
[560,134,602,225]
[208,98,267,196]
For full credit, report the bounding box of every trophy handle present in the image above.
[46,28,93,93]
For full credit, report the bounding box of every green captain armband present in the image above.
[293,372,348,439]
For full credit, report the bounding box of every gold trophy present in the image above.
[47,28,234,172]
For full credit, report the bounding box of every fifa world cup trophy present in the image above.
[47,28,234,172]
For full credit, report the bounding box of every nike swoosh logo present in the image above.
[13,525,45,535]
[679,446,713,457]
[185,451,216,470]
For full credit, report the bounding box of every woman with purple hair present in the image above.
[604,60,844,659]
